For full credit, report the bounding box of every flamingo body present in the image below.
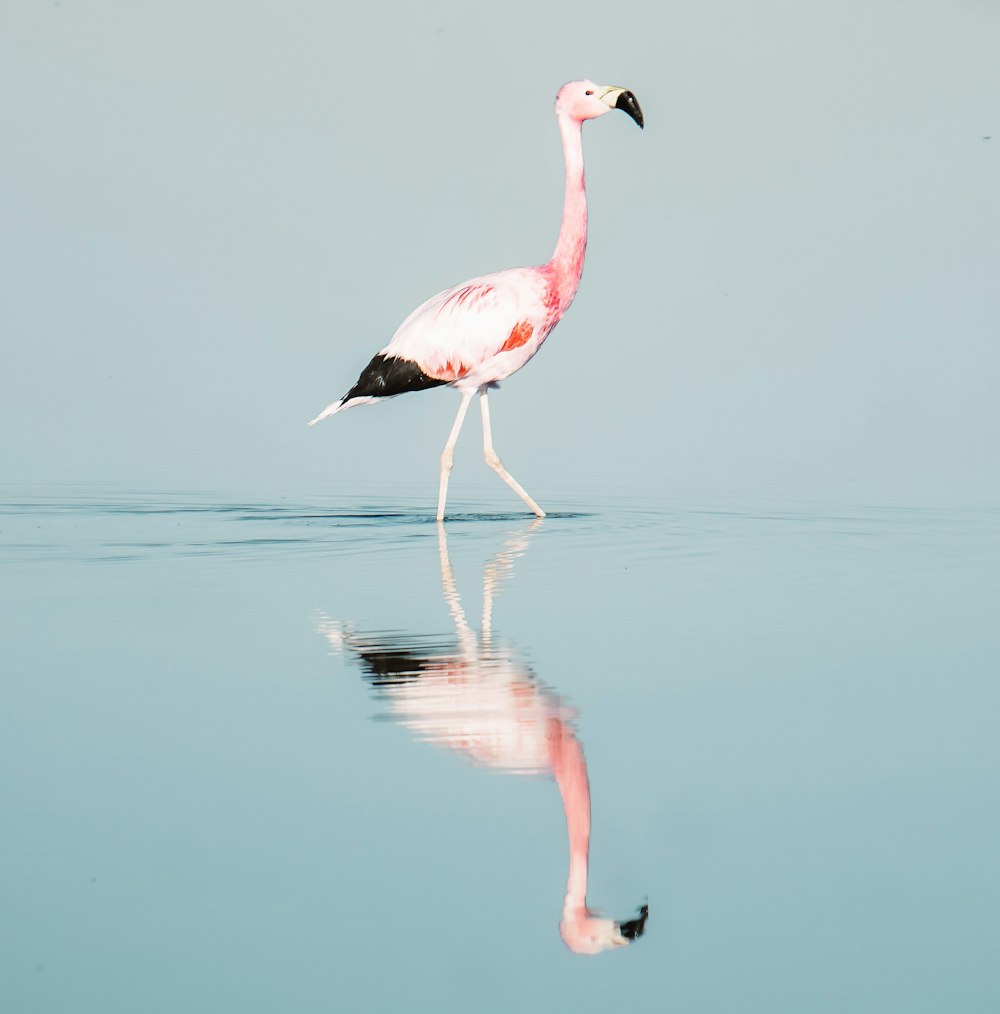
[385,266,556,391]
[311,266,555,423]
[309,81,643,518]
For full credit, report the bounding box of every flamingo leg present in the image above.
[479,387,546,518]
[482,519,544,644]
[437,390,475,521]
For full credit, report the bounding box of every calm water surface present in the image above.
[2,488,998,1012]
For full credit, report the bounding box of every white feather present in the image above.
[308,395,376,425]
[382,267,553,387]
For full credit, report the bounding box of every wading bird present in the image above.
[309,80,643,520]
[317,524,649,954]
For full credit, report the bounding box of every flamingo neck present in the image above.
[547,113,587,317]
[547,716,591,920]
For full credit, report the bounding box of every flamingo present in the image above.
[317,524,649,954]
[309,80,644,520]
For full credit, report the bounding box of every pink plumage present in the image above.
[378,267,553,387]
[309,80,643,520]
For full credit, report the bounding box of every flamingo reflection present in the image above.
[317,523,648,954]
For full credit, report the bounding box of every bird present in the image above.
[309,80,644,521]
[317,523,649,954]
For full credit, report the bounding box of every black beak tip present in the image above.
[615,90,644,129]
[618,903,650,941]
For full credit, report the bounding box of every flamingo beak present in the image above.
[599,86,644,129]
[618,903,650,941]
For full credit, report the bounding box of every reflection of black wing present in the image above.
[352,647,444,687]
[338,631,543,694]
[331,632,458,687]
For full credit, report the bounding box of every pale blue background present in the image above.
[2,0,997,505]
[2,4,999,1012]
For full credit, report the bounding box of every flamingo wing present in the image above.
[382,267,552,383]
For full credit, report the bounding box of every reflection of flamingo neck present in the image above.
[548,716,591,922]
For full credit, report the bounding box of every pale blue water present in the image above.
[2,488,998,1012]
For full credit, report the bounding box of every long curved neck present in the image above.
[548,716,591,921]
[547,113,587,316]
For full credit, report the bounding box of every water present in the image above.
[2,488,998,1012]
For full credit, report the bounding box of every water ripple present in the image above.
[1,492,996,576]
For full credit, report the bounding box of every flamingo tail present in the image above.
[308,395,376,425]
[308,353,447,425]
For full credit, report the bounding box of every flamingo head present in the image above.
[555,80,644,129]
[560,903,649,955]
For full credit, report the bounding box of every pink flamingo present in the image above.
[317,524,648,953]
[309,81,643,520]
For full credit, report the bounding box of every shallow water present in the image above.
[2,489,999,1012]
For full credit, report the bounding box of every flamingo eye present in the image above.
[585,90,594,96]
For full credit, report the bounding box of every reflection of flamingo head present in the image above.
[561,914,627,955]
[561,904,649,955]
